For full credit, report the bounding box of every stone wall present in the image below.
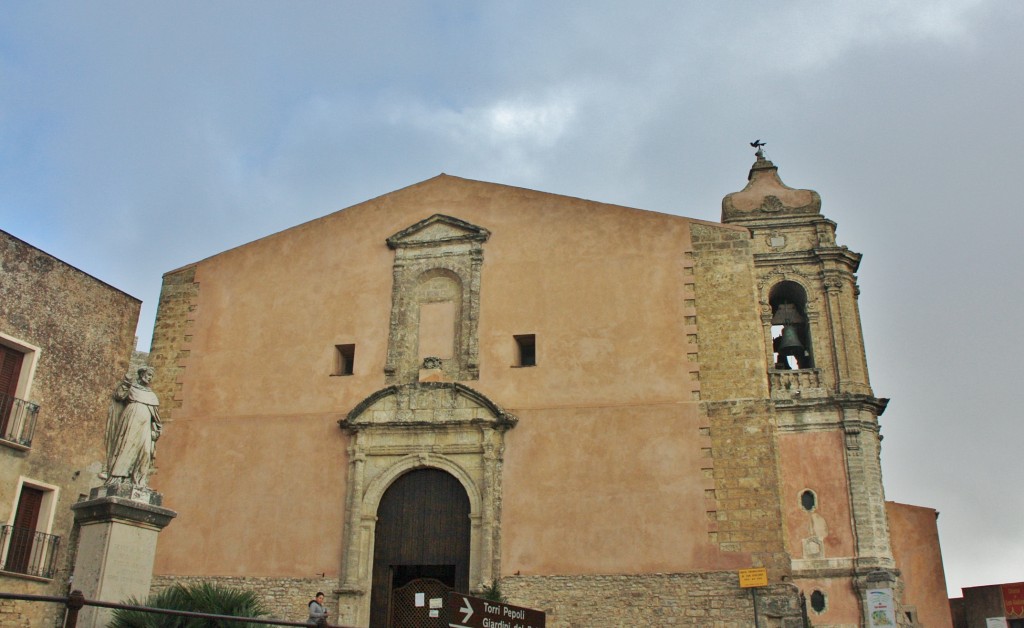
[147,265,199,423]
[501,572,804,627]
[689,223,768,402]
[151,572,809,627]
[689,223,789,574]
[0,596,60,628]
[704,400,789,574]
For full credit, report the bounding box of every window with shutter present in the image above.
[0,346,24,437]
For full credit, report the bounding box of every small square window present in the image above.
[513,335,536,367]
[335,344,355,376]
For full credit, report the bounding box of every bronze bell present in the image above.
[776,325,805,357]
[771,302,805,326]
[774,325,806,369]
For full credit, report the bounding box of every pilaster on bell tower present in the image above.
[722,147,872,398]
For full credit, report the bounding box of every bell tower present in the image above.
[722,147,899,621]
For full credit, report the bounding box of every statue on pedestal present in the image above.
[104,366,162,487]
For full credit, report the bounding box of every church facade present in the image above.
[146,154,949,626]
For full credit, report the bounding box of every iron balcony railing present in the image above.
[0,525,60,579]
[0,392,40,447]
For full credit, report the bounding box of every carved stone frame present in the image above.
[384,214,490,384]
[335,383,516,626]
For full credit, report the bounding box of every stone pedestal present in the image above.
[70,484,176,628]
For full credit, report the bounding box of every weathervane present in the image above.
[750,139,766,158]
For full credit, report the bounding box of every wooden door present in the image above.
[7,485,43,574]
[369,469,470,628]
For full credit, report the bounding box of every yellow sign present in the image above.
[738,568,768,588]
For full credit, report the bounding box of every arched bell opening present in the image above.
[769,281,814,369]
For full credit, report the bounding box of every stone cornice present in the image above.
[814,246,862,271]
[836,393,889,416]
[71,496,177,530]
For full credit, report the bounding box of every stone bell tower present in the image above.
[722,149,900,622]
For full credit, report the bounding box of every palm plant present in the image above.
[108,581,270,628]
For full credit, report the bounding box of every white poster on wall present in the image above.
[866,588,896,627]
[986,618,1008,628]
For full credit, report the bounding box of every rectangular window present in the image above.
[514,334,536,367]
[335,344,356,376]
[0,345,25,439]
[0,335,41,449]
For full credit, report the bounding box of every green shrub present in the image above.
[479,580,507,603]
[108,581,270,628]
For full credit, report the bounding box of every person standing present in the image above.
[308,591,328,625]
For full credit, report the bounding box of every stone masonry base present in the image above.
[501,572,805,628]
[151,571,806,627]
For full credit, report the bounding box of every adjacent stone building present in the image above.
[0,230,140,626]
[950,582,1024,628]
[147,154,950,626]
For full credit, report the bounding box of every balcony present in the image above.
[768,368,827,400]
[0,525,60,579]
[0,393,40,448]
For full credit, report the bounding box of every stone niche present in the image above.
[384,214,489,384]
[336,382,517,627]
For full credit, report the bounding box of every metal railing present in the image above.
[0,590,357,627]
[0,392,40,447]
[0,525,60,579]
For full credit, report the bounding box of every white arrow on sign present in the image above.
[459,596,474,624]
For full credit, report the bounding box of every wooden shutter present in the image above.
[7,485,44,573]
[0,346,24,436]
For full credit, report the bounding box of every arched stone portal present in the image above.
[336,382,517,626]
[369,468,470,627]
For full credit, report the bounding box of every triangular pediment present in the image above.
[339,382,516,431]
[386,214,490,250]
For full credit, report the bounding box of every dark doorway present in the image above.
[369,468,470,628]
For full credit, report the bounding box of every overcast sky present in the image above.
[2,1,1021,598]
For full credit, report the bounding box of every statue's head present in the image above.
[137,366,155,384]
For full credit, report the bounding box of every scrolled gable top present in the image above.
[339,382,517,431]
